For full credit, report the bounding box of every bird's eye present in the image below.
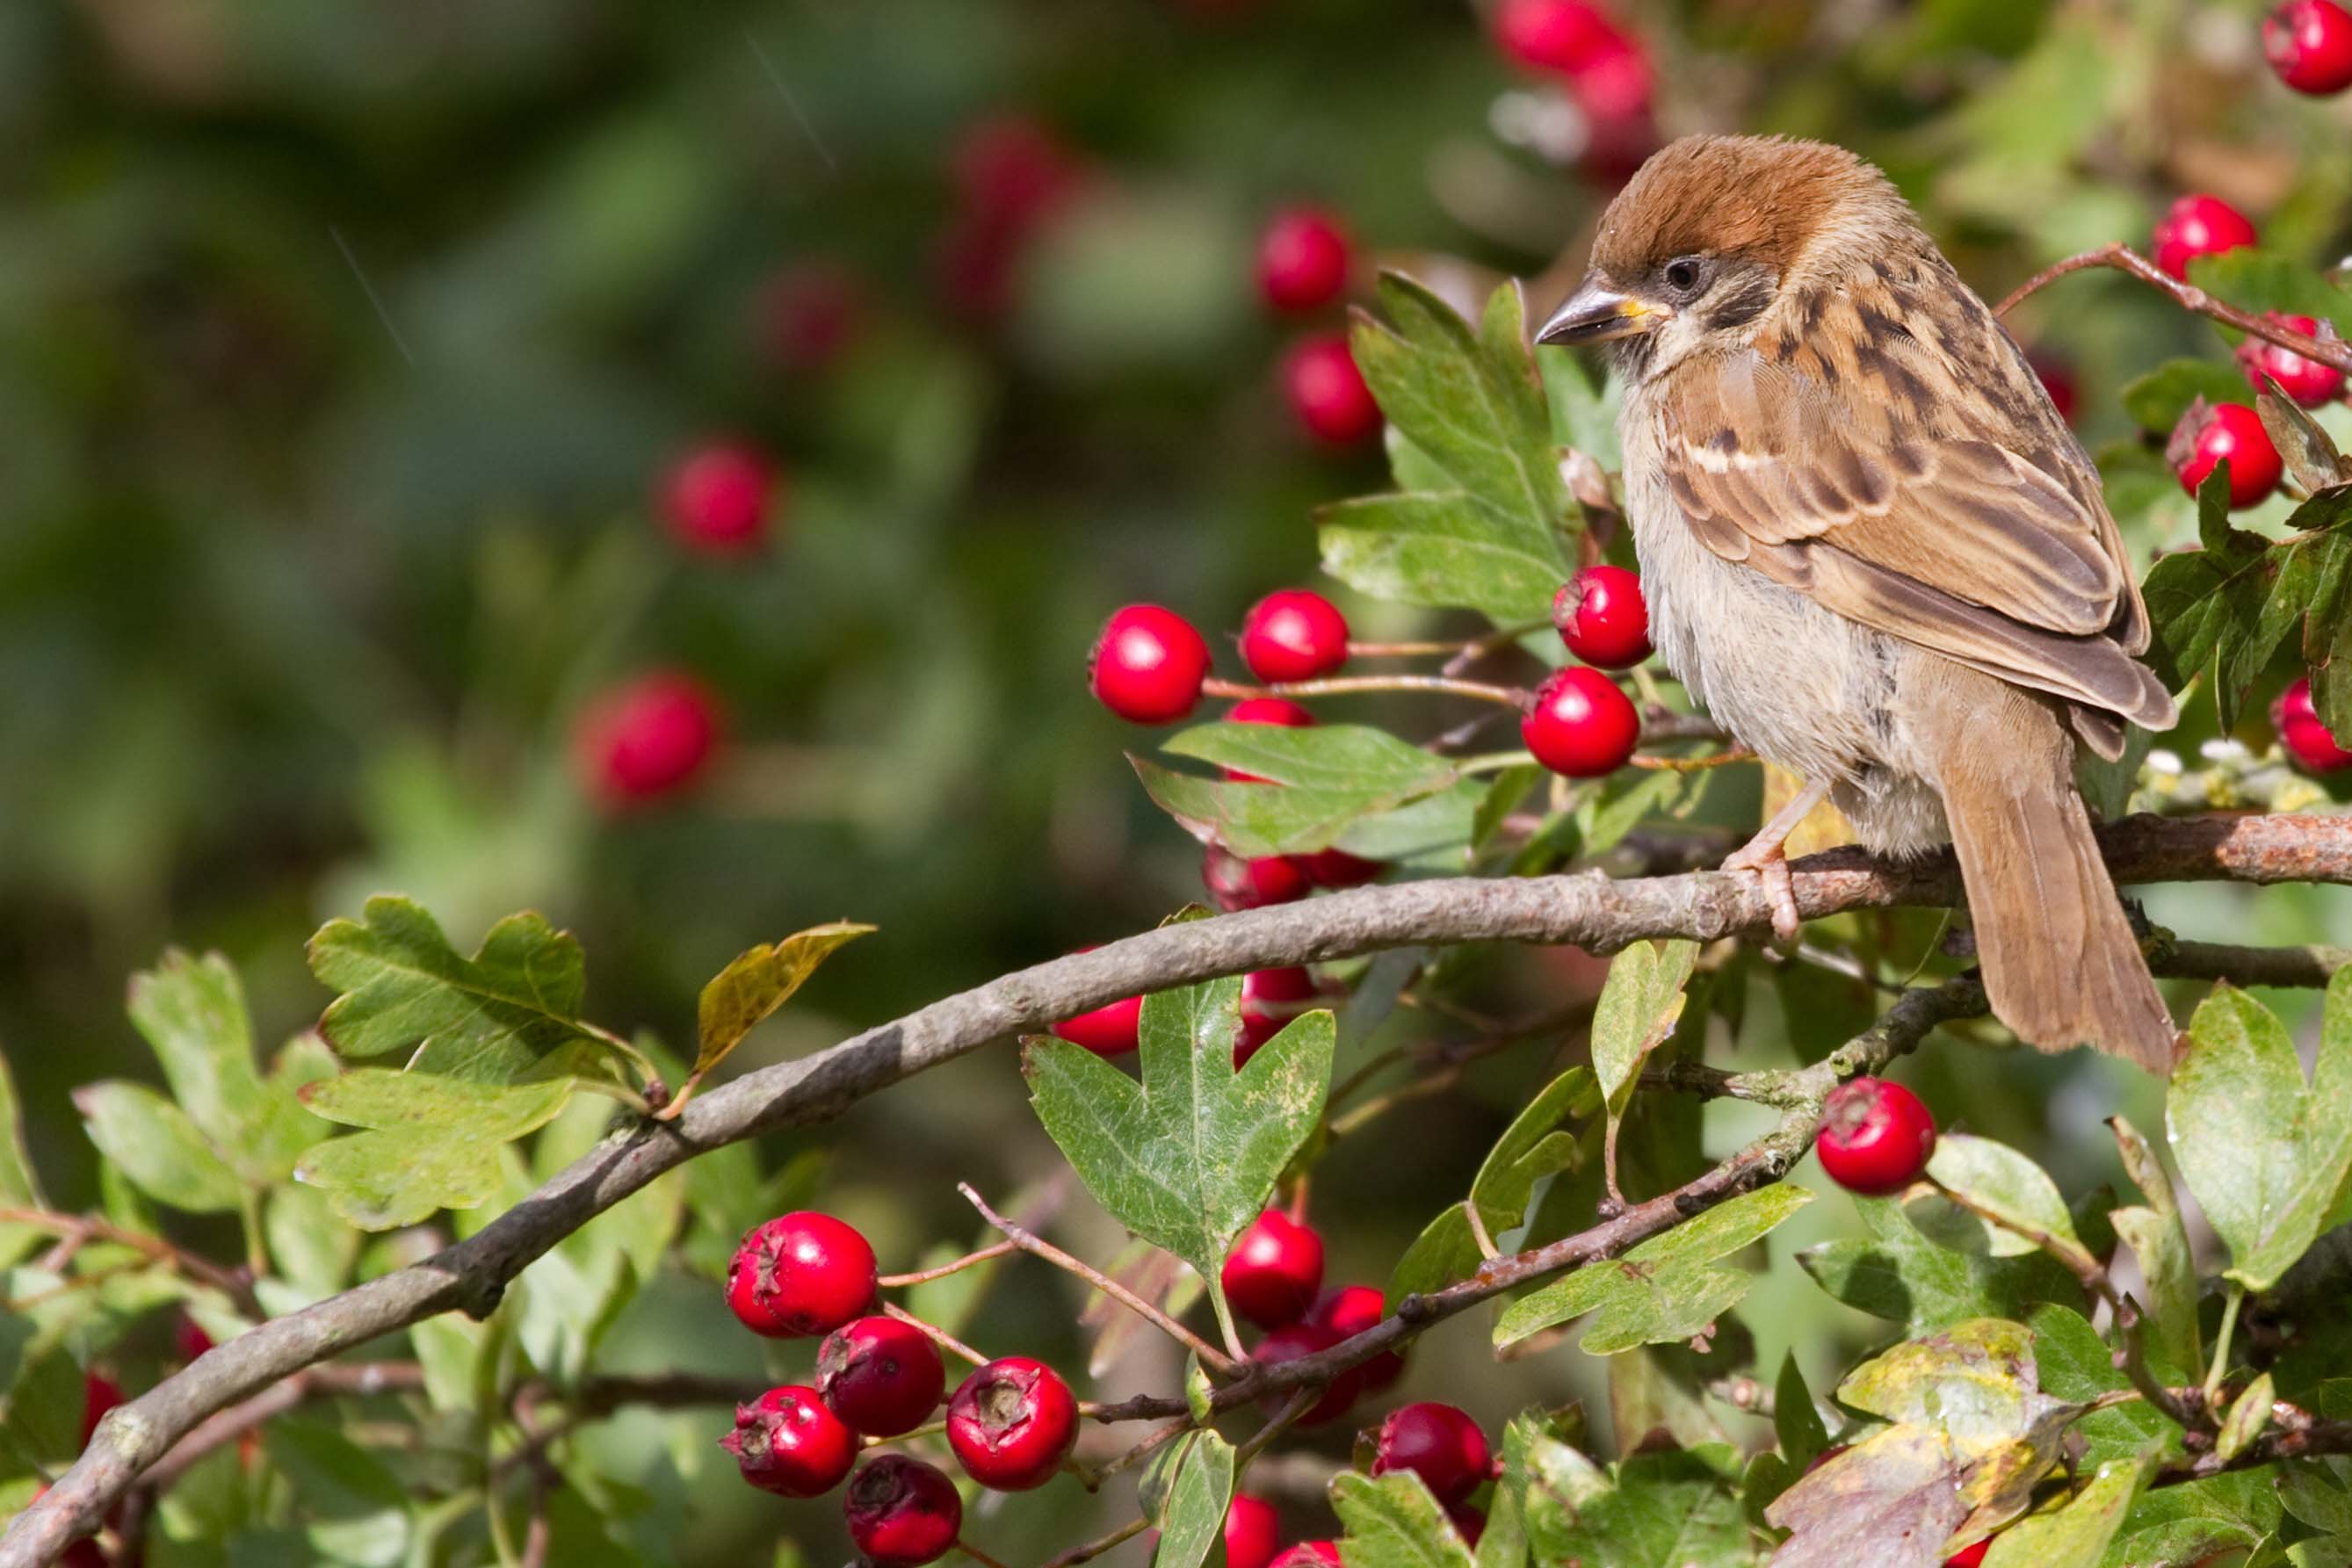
[1662,257,1707,297]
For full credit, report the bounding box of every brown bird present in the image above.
[1539,134,2180,1073]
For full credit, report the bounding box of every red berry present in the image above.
[2274,677,2352,772]
[761,261,863,372]
[2239,314,2348,407]
[1204,845,1313,911]
[1816,1078,1938,1196]
[816,1316,947,1437]
[1228,697,1317,728]
[2152,194,2257,281]
[952,116,1083,232]
[1552,566,1653,669]
[1299,847,1384,887]
[576,671,722,806]
[1090,604,1212,724]
[1566,23,1653,120]
[720,1385,858,1498]
[1450,1505,1487,1545]
[661,442,777,555]
[1282,334,1383,445]
[844,1455,964,1567]
[1225,1494,1283,1568]
[1251,1321,1360,1425]
[1257,208,1352,314]
[81,1372,125,1447]
[1371,1402,1493,1506]
[945,1356,1079,1491]
[2266,0,2352,92]
[1237,967,1320,1066]
[2028,349,2079,425]
[1222,1210,1326,1327]
[1521,667,1640,777]
[1493,0,1617,71]
[1313,1283,1405,1391]
[174,1312,215,1362]
[2167,400,2283,509]
[1945,1541,1992,1568]
[1241,589,1351,683]
[1053,993,1143,1055]
[1270,1543,1342,1567]
[726,1212,878,1339]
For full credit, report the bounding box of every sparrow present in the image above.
[1538,134,2180,1073]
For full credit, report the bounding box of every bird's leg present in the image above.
[1720,777,1833,943]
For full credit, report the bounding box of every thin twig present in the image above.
[0,1207,259,1316]
[1040,1516,1150,1568]
[1994,242,2352,374]
[882,1301,987,1368]
[879,1240,1020,1289]
[1203,674,1525,709]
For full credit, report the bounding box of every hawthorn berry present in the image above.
[952,116,1084,233]
[81,1372,125,1447]
[1257,208,1353,314]
[2151,194,2257,281]
[1242,589,1351,683]
[2266,0,2352,93]
[1816,1078,1937,1196]
[1944,1540,1992,1568]
[174,1311,215,1362]
[2238,314,2348,407]
[844,1455,964,1567]
[1450,1506,1487,1545]
[1552,565,1653,669]
[1204,845,1313,910]
[1521,666,1640,777]
[1237,966,1320,1066]
[1052,949,1145,1056]
[1228,696,1316,728]
[1565,21,1654,122]
[2274,677,2352,772]
[1371,1402,1493,1506]
[720,1385,858,1498]
[817,1315,947,1436]
[1299,847,1385,888]
[1251,1320,1361,1425]
[2028,348,2079,425]
[576,671,722,806]
[1270,1543,1342,1567]
[660,441,778,555]
[1223,1210,1326,1327]
[1225,1494,1282,1568]
[2168,400,2283,509]
[726,1211,877,1338]
[1493,0,1617,73]
[760,261,863,372]
[945,1356,1079,1491]
[1313,1283,1405,1391]
[1090,604,1212,724]
[1283,334,1384,445]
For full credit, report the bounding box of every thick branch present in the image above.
[9,810,2351,1565]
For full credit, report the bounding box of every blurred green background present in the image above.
[4,0,2352,1560]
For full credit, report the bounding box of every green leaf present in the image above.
[1024,978,1333,1350]
[1529,1445,1753,1568]
[0,1053,46,1268]
[1082,1239,1204,1379]
[74,1082,243,1214]
[307,896,626,1087]
[1331,1471,1477,1568]
[2107,1115,2202,1379]
[2119,358,2253,433]
[1799,1196,2079,1335]
[1537,344,1624,471]
[2217,1371,2276,1465]
[692,922,873,1080]
[2168,975,2352,1290]
[1389,1066,1596,1308]
[1166,723,1459,797]
[1774,1351,1830,1470]
[1149,1430,1234,1568]
[128,950,329,1187]
[2187,249,2352,329]
[1132,746,1458,859]
[1979,1453,2154,1568]
[1835,1319,2068,1447]
[2142,488,2352,727]
[294,1070,574,1230]
[264,1182,359,1300]
[1317,494,1568,624]
[263,1420,409,1567]
[1591,939,1699,1171]
[2102,1468,2282,1568]
[1910,1134,2088,1264]
[1494,1183,1813,1352]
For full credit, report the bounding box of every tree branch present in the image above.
[10,810,2352,1566]
[1994,242,2352,375]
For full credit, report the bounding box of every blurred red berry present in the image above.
[81,1372,125,1447]
[1493,0,1617,72]
[1241,589,1350,683]
[1225,1495,1282,1568]
[2238,314,2348,407]
[727,1212,877,1338]
[2028,349,2079,425]
[2275,677,2352,772]
[2152,194,2257,281]
[174,1312,215,1362]
[2266,0,2352,92]
[1552,565,1652,669]
[1223,1210,1326,1327]
[1228,697,1316,728]
[760,262,864,372]
[1313,1283,1405,1390]
[817,1315,948,1437]
[1299,846,1384,887]
[1450,1505,1487,1544]
[1236,966,1319,1066]
[721,1385,858,1498]
[1282,334,1383,445]
[1204,845,1313,910]
[1567,24,1654,120]
[1251,1321,1360,1425]
[1816,1078,1938,1196]
[945,1356,1079,1491]
[661,441,777,555]
[1090,604,1212,724]
[1522,666,1640,777]
[1270,1543,1342,1566]
[845,1455,963,1567]
[2167,400,2283,509]
[953,116,1083,230]
[1257,207,1352,314]
[576,671,722,806]
[1945,1541,1992,1568]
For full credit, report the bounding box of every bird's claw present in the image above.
[1722,845,1801,943]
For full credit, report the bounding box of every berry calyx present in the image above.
[1237,966,1320,1066]
[660,442,778,555]
[844,1455,964,1567]
[1816,1077,1938,1196]
[2274,677,2352,772]
[1204,846,1313,911]
[1944,1540,1992,1568]
[2167,400,2283,509]
[1270,1543,1342,1567]
[2265,0,2352,93]
[816,1315,947,1436]
[1371,1402,1493,1505]
[1241,589,1351,683]
[945,1356,1079,1491]
[1251,1321,1360,1425]
[1222,1210,1326,1327]
[576,671,722,806]
[2238,314,2348,408]
[1299,847,1384,888]
[2151,194,2257,282]
[1257,208,1353,314]
[1090,604,1212,724]
[1521,667,1640,777]
[1493,0,1617,72]
[1225,1495,1282,1568]
[1282,334,1383,445]
[720,1385,858,1498]
[1552,565,1653,669]
[1313,1283,1405,1391]
[726,1212,878,1338]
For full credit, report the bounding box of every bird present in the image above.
[1537,134,2181,1073]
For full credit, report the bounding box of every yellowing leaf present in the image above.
[695,921,874,1077]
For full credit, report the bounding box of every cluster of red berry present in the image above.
[1257,210,1384,448]
[1490,0,1659,181]
[2267,0,2352,94]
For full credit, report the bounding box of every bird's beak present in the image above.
[1536,278,1671,347]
